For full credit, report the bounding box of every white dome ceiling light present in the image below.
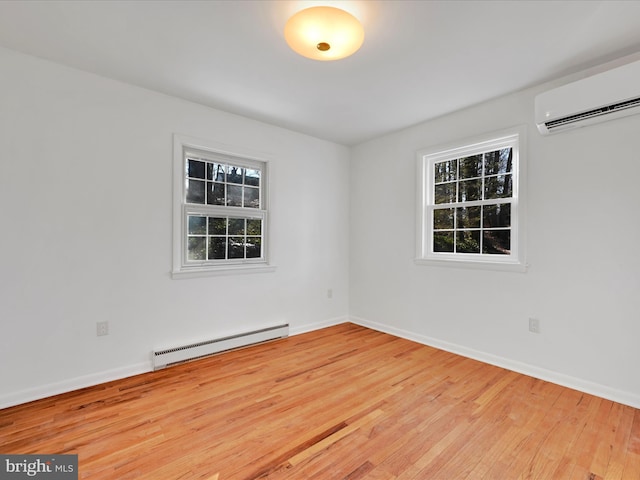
[284,6,365,61]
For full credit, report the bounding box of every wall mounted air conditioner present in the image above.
[535,59,640,135]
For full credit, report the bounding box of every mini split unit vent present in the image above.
[535,59,640,135]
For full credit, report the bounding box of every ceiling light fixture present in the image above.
[284,6,364,61]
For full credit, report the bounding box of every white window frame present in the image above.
[172,134,276,279]
[415,126,527,272]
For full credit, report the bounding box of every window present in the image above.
[416,126,526,271]
[172,135,275,278]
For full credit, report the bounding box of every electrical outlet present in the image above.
[528,318,540,334]
[97,321,109,336]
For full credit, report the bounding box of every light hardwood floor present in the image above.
[1,323,639,479]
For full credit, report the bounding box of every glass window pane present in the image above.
[188,215,206,235]
[208,237,226,260]
[246,237,262,258]
[434,183,456,204]
[228,237,244,259]
[434,159,457,183]
[459,154,482,179]
[456,206,481,229]
[247,219,262,236]
[458,179,482,202]
[208,217,226,235]
[483,203,511,228]
[186,179,205,204]
[484,174,512,200]
[187,237,206,261]
[433,231,454,252]
[227,185,243,206]
[244,187,260,208]
[456,230,481,254]
[187,159,206,179]
[227,166,244,184]
[484,148,512,175]
[208,162,225,182]
[483,230,510,254]
[433,208,454,230]
[228,218,245,235]
[245,169,260,187]
[207,182,225,205]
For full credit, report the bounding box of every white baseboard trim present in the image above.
[7,316,637,411]
[1,317,350,410]
[0,362,152,410]
[350,316,640,409]
[289,316,349,337]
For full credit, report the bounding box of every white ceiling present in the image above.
[0,0,639,145]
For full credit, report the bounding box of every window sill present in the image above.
[172,263,278,279]
[414,257,527,273]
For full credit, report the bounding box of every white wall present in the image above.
[350,77,640,408]
[3,44,640,411]
[0,47,350,408]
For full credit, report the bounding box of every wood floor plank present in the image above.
[622,452,640,480]
[630,409,640,455]
[1,323,638,480]
[603,404,637,480]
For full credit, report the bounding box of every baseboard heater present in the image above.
[152,323,289,370]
